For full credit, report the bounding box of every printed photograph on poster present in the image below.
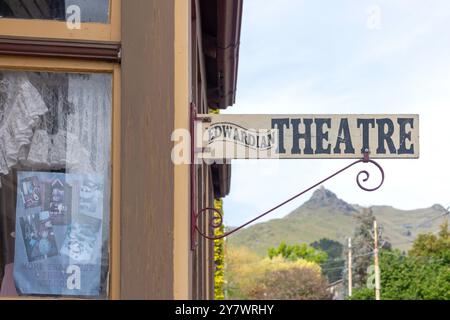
[20,176,42,209]
[42,178,72,225]
[19,211,58,262]
[60,215,102,263]
[79,178,104,219]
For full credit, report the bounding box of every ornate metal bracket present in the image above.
[189,104,385,247]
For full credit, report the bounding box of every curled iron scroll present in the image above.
[356,159,385,192]
[194,153,385,241]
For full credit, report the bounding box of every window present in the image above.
[0,67,114,298]
[0,0,110,23]
[0,0,120,42]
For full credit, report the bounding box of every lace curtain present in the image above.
[0,71,112,184]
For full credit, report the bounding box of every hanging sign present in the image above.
[196,114,419,159]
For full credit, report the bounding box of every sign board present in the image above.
[196,114,419,159]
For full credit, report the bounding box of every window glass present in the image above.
[0,70,112,298]
[0,0,110,23]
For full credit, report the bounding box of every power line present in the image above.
[323,213,449,273]
[320,258,346,267]
[322,253,448,273]
[383,209,449,247]
[320,251,375,268]
[321,266,348,272]
[416,209,450,228]
[380,251,448,263]
[391,223,449,246]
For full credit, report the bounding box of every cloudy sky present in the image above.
[223,0,450,227]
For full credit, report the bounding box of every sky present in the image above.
[222,0,450,227]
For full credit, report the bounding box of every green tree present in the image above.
[268,242,328,264]
[311,238,344,259]
[350,208,390,288]
[224,246,261,300]
[311,238,345,283]
[350,249,450,300]
[351,208,375,289]
[249,266,332,300]
[409,219,450,264]
[350,221,450,300]
[225,247,323,300]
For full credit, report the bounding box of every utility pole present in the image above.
[373,220,381,300]
[347,237,352,297]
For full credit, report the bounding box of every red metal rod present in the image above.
[190,103,198,250]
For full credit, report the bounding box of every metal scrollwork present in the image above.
[193,151,385,242]
[195,207,224,240]
[356,159,385,192]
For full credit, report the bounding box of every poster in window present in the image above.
[19,176,42,209]
[13,171,105,297]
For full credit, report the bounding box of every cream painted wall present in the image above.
[173,0,192,300]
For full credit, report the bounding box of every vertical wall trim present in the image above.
[110,64,122,300]
[174,0,192,300]
[121,0,175,299]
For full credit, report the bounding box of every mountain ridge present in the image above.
[228,187,448,256]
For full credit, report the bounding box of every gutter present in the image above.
[216,0,243,109]
[201,0,243,110]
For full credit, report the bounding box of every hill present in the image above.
[228,187,449,256]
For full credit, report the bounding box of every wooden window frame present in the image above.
[0,0,121,42]
[0,55,121,300]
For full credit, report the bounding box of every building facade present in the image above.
[0,0,242,300]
